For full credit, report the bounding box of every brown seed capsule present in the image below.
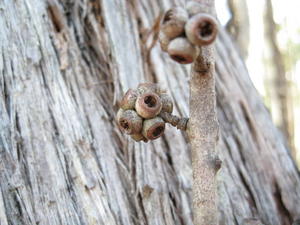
[117,109,143,135]
[135,92,162,119]
[160,93,173,113]
[131,133,148,142]
[185,1,207,17]
[137,83,167,95]
[167,37,197,64]
[159,31,170,52]
[185,13,218,46]
[142,117,165,140]
[161,7,188,40]
[116,108,125,122]
[137,83,159,95]
[120,89,138,110]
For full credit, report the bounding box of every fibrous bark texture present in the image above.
[0,0,299,225]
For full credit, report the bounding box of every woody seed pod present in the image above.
[167,37,197,64]
[137,82,167,96]
[117,109,143,135]
[161,7,188,40]
[137,83,159,95]
[142,117,165,140]
[131,133,148,142]
[116,108,125,125]
[120,89,138,110]
[185,1,206,17]
[185,13,218,46]
[135,92,162,119]
[159,31,170,52]
[160,93,173,113]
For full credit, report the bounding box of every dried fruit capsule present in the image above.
[137,83,159,95]
[167,37,197,64]
[142,117,165,140]
[117,109,143,135]
[135,92,162,119]
[160,93,173,113]
[185,13,218,46]
[161,7,188,40]
[131,133,148,142]
[116,108,125,122]
[159,31,170,52]
[185,1,206,17]
[120,89,138,110]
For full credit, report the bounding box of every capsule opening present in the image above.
[199,21,213,38]
[153,126,164,137]
[144,95,157,108]
[171,54,188,64]
[120,119,129,130]
[163,9,173,24]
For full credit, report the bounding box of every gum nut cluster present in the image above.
[159,2,218,64]
[116,83,173,142]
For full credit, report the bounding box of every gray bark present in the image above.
[0,0,299,225]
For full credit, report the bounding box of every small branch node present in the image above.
[159,112,188,131]
[214,157,222,172]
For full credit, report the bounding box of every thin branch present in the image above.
[186,0,220,224]
[159,112,188,130]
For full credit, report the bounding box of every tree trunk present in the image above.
[263,0,295,158]
[0,0,299,225]
[226,0,250,59]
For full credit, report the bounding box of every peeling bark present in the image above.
[0,0,299,225]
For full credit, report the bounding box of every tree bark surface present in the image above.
[0,0,299,225]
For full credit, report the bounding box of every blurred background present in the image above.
[215,0,300,168]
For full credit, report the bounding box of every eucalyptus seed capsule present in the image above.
[142,117,165,140]
[117,109,143,135]
[135,92,162,119]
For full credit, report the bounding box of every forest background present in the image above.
[220,0,300,166]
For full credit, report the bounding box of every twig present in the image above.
[159,112,188,130]
[186,0,220,224]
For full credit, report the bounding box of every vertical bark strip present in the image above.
[186,1,219,224]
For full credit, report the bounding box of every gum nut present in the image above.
[159,31,170,52]
[137,82,166,95]
[117,109,143,135]
[135,92,162,119]
[131,133,147,142]
[137,82,158,94]
[167,37,197,64]
[116,108,125,122]
[120,89,138,110]
[185,13,218,46]
[161,6,188,39]
[186,1,206,17]
[142,117,165,140]
[160,93,173,113]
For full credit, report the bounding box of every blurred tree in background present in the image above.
[225,0,300,167]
